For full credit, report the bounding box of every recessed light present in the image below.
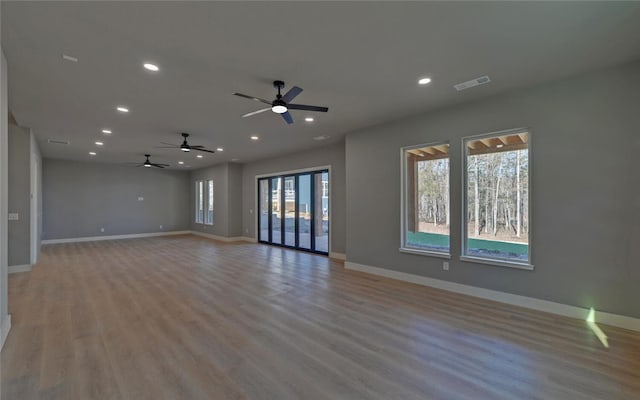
[116,106,129,113]
[102,129,112,135]
[418,77,432,85]
[89,151,97,156]
[95,141,104,146]
[250,135,259,140]
[313,135,330,141]
[143,63,159,72]
[305,117,314,122]
[231,158,240,162]
[496,144,504,148]
[196,154,203,158]
[216,147,224,152]
[62,54,78,63]
[178,161,184,165]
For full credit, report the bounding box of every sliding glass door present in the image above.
[258,169,329,254]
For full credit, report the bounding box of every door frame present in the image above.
[255,165,332,255]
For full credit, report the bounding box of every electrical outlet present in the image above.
[100,227,105,233]
[443,261,449,271]
[250,209,253,214]
[138,196,144,201]
[245,228,249,233]
[159,225,163,230]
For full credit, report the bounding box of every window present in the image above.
[401,142,450,256]
[205,180,214,225]
[462,130,531,267]
[195,180,204,224]
[195,180,214,225]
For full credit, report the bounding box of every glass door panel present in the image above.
[259,179,269,242]
[314,172,329,253]
[284,176,296,247]
[271,177,282,244]
[298,174,312,250]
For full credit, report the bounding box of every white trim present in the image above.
[460,255,533,270]
[8,264,31,274]
[42,230,191,245]
[399,247,451,259]
[0,314,11,350]
[344,261,640,332]
[190,231,255,243]
[329,252,346,261]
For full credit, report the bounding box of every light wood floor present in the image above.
[1,235,639,399]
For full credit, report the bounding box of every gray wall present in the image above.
[345,60,640,318]
[1,47,10,337]
[31,131,42,262]
[228,162,243,237]
[241,141,346,254]
[43,159,190,240]
[8,124,30,265]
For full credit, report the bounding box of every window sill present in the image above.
[399,247,451,259]
[460,255,534,271]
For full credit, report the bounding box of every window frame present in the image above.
[204,180,214,226]
[399,140,451,259]
[194,179,215,226]
[460,128,533,270]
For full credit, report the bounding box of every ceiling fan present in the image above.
[233,80,328,124]
[158,133,215,153]
[127,154,170,169]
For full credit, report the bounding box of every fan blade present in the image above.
[287,104,329,112]
[192,148,216,154]
[282,86,303,103]
[156,145,179,149]
[233,93,272,105]
[160,142,179,146]
[281,111,294,124]
[242,108,271,118]
[151,163,170,167]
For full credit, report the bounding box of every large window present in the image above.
[206,180,214,225]
[195,179,214,225]
[463,130,530,267]
[401,142,450,255]
[195,180,204,224]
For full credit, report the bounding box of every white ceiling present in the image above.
[2,2,640,169]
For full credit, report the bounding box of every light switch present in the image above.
[8,213,18,221]
[138,197,144,201]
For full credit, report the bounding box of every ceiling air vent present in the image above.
[48,139,70,145]
[454,75,491,91]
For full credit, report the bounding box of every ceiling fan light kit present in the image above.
[158,133,216,154]
[127,154,170,169]
[234,80,329,124]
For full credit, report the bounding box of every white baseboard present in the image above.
[345,261,640,332]
[8,264,32,274]
[42,230,191,245]
[190,231,256,243]
[329,252,346,261]
[1,314,11,350]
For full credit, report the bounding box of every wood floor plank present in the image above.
[1,235,639,400]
